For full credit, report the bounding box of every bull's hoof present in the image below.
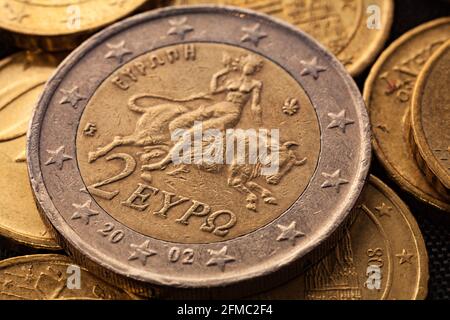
[264,197,278,205]
[140,172,152,183]
[246,203,257,211]
[266,175,281,185]
[142,163,163,171]
[88,152,98,163]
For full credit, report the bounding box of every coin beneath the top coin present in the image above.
[171,0,394,77]
[0,254,137,300]
[0,52,60,250]
[364,18,450,212]
[254,175,428,300]
[411,40,450,200]
[28,6,370,298]
[0,0,149,51]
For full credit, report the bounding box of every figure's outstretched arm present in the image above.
[210,67,231,94]
[251,81,263,124]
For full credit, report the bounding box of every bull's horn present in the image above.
[295,157,307,166]
[283,141,299,147]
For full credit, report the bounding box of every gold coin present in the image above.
[0,52,60,249]
[171,0,394,76]
[411,40,450,199]
[0,254,136,299]
[255,175,428,300]
[364,18,450,212]
[0,0,149,51]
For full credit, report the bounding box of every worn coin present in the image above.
[411,40,450,200]
[0,52,60,250]
[170,0,394,77]
[364,18,450,212]
[0,0,149,51]
[0,254,136,300]
[28,6,370,297]
[255,175,428,300]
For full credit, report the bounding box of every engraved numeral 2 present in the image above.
[168,247,194,264]
[97,222,125,244]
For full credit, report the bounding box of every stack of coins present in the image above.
[0,0,447,300]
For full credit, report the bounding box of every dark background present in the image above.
[0,0,449,300]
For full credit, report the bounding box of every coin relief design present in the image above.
[0,52,59,249]
[411,40,450,199]
[256,176,428,300]
[364,18,450,212]
[173,0,394,76]
[28,6,370,296]
[0,255,135,300]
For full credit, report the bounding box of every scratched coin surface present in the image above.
[0,52,60,249]
[0,0,149,51]
[28,6,370,296]
[0,254,136,300]
[171,0,394,76]
[255,176,428,300]
[364,18,450,212]
[411,40,450,200]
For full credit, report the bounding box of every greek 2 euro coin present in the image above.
[28,5,371,297]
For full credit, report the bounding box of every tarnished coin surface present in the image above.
[411,40,450,200]
[28,6,370,297]
[255,176,428,300]
[364,18,450,212]
[0,0,149,51]
[0,52,59,249]
[0,254,136,300]
[171,0,394,76]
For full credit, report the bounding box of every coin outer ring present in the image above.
[28,5,371,296]
[364,17,450,212]
[411,40,450,199]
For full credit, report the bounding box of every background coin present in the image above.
[255,175,428,300]
[170,0,394,77]
[0,51,60,250]
[364,18,450,212]
[411,40,450,200]
[28,6,370,298]
[0,254,137,300]
[0,0,150,51]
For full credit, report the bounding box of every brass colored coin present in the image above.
[0,0,149,51]
[364,18,450,212]
[0,52,60,249]
[411,40,450,199]
[255,175,428,300]
[28,6,370,297]
[0,254,136,299]
[172,0,394,77]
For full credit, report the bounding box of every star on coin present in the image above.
[321,169,349,193]
[128,240,157,266]
[206,246,235,271]
[60,86,86,109]
[375,202,392,217]
[45,146,72,170]
[327,110,355,133]
[71,200,99,225]
[300,57,327,80]
[396,249,414,265]
[105,41,132,64]
[167,17,194,40]
[240,23,267,47]
[276,221,305,245]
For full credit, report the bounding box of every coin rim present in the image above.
[364,17,450,212]
[28,5,371,290]
[411,40,450,193]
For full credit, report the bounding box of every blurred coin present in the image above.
[411,40,450,200]
[364,18,450,212]
[0,254,137,300]
[171,0,394,77]
[255,175,428,300]
[0,51,60,249]
[0,0,149,51]
[28,6,370,298]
